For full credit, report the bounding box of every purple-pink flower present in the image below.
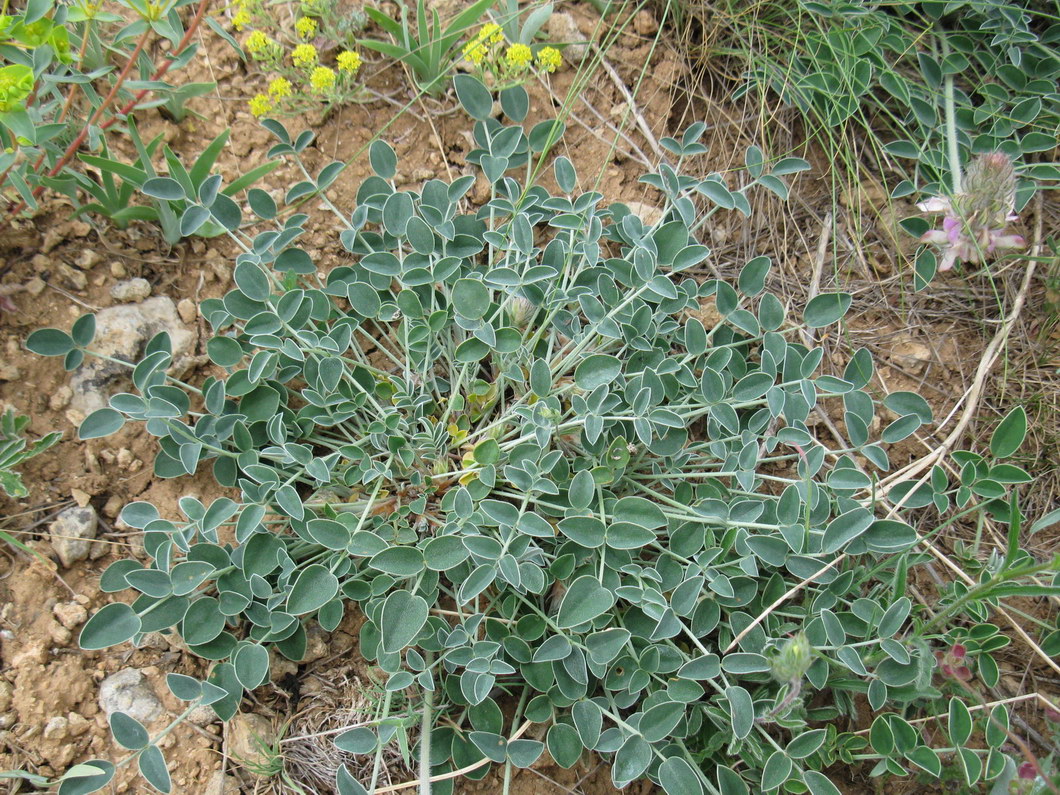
[918,152,1026,271]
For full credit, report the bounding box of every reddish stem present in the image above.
[4,0,211,215]
[101,0,211,130]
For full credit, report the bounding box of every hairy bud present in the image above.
[771,632,812,684]
[918,152,1025,271]
[507,295,536,328]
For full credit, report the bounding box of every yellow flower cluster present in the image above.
[461,24,563,81]
[268,76,292,98]
[295,16,317,39]
[462,22,504,65]
[245,30,273,56]
[239,6,365,116]
[309,65,336,93]
[337,49,361,74]
[536,46,562,73]
[291,42,317,67]
[249,93,272,116]
[505,43,531,68]
[480,23,504,44]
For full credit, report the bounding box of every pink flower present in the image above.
[918,152,1026,271]
[934,642,972,682]
[1018,761,1038,780]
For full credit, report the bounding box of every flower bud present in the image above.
[507,295,535,328]
[918,152,1025,271]
[770,632,812,683]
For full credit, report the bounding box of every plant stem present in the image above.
[939,33,962,194]
[369,689,394,791]
[418,653,434,795]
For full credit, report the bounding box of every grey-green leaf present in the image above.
[803,292,852,328]
[557,576,615,628]
[288,564,339,615]
[79,602,141,650]
[379,590,428,653]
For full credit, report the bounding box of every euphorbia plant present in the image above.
[20,77,1060,795]
[0,0,215,219]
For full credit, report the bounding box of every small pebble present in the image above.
[177,298,196,324]
[110,278,151,303]
[76,250,102,270]
[49,386,73,411]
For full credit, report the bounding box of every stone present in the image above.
[228,712,277,768]
[67,712,91,736]
[49,506,98,568]
[48,623,72,646]
[302,625,329,663]
[204,771,241,795]
[889,336,933,375]
[177,298,196,324]
[634,9,658,35]
[24,277,45,296]
[48,386,72,411]
[269,649,297,681]
[53,602,88,630]
[57,264,87,291]
[109,261,127,278]
[547,13,588,63]
[110,278,151,303]
[102,494,123,518]
[624,201,664,227]
[75,250,102,270]
[188,703,218,727]
[0,365,18,381]
[69,296,195,415]
[98,669,163,724]
[43,716,69,741]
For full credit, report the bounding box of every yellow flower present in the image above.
[291,42,318,68]
[232,8,251,30]
[480,22,503,44]
[245,30,271,55]
[248,93,273,116]
[536,46,562,73]
[337,50,362,74]
[462,38,487,65]
[268,77,292,98]
[295,16,317,39]
[505,43,532,69]
[309,65,336,93]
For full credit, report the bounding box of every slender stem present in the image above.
[939,33,962,194]
[417,652,434,795]
[369,690,394,791]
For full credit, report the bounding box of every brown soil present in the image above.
[1,0,1058,793]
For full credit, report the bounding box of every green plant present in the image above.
[47,121,279,243]
[0,0,216,217]
[229,0,371,118]
[0,408,60,499]
[491,0,553,46]
[359,0,496,94]
[17,78,1060,795]
[459,22,563,89]
[695,0,1059,287]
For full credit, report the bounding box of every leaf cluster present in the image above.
[23,79,1059,795]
